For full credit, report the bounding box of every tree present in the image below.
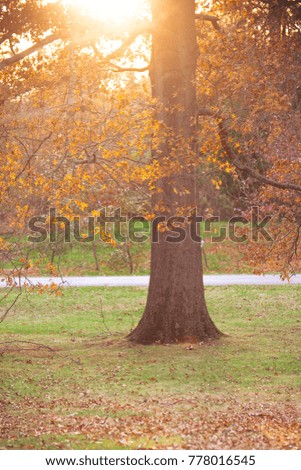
[128,0,221,343]
[196,0,301,277]
[1,0,300,340]
[0,0,64,71]
[0,0,222,343]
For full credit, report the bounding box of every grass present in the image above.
[1,221,254,276]
[0,285,300,449]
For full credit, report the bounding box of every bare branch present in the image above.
[198,107,301,193]
[14,132,53,181]
[111,63,149,73]
[0,32,13,45]
[198,107,219,117]
[195,13,221,31]
[9,38,16,55]
[287,225,301,268]
[0,290,22,324]
[104,22,151,62]
[0,340,56,355]
[0,33,60,70]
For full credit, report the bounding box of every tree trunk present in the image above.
[267,0,285,42]
[128,0,222,344]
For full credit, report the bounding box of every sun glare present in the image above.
[65,0,147,25]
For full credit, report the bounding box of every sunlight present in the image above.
[65,0,147,25]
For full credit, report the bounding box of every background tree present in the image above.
[196,0,301,277]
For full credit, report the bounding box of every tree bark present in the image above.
[268,0,284,42]
[128,0,222,344]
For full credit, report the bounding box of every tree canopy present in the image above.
[0,0,300,340]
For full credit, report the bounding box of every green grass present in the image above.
[1,221,254,276]
[1,285,300,449]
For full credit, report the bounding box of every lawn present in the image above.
[1,222,255,276]
[0,285,300,449]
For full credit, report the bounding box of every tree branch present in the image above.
[14,132,53,181]
[104,22,151,62]
[287,224,301,268]
[111,63,149,73]
[0,33,60,70]
[0,31,13,45]
[0,340,56,355]
[0,291,22,324]
[195,13,221,31]
[198,107,301,193]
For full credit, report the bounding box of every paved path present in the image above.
[0,274,300,288]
